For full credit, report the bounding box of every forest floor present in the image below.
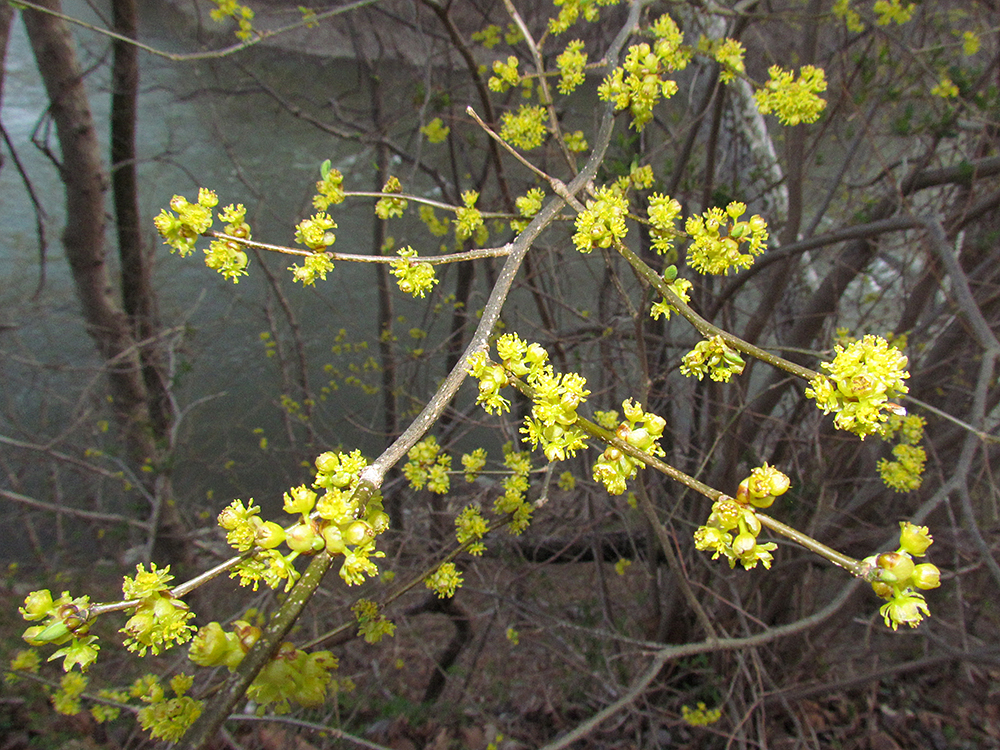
[1,552,998,750]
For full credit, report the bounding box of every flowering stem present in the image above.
[300,518,511,651]
[87,552,251,618]
[342,190,510,217]
[613,240,822,382]
[179,549,335,749]
[579,416,724,500]
[499,0,578,174]
[204,230,512,264]
[755,512,866,576]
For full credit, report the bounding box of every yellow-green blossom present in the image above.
[154,188,218,256]
[806,334,910,439]
[548,0,622,35]
[420,117,450,143]
[930,77,959,98]
[455,190,484,241]
[289,252,335,286]
[352,600,396,644]
[403,436,451,494]
[511,188,545,232]
[556,40,588,94]
[294,213,337,252]
[754,65,827,125]
[832,0,865,32]
[573,186,629,253]
[471,24,501,49]
[680,335,745,382]
[878,443,926,492]
[597,23,687,131]
[426,562,463,598]
[500,105,548,150]
[682,702,722,726]
[209,0,254,40]
[462,448,488,481]
[456,505,488,555]
[699,36,745,83]
[961,31,980,56]
[313,164,345,210]
[685,202,768,274]
[391,247,438,298]
[375,176,408,219]
[873,0,914,26]
[489,56,521,92]
[419,205,450,236]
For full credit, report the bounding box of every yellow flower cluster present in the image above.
[754,65,828,125]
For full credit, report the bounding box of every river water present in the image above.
[0,0,432,539]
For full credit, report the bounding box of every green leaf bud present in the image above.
[24,619,70,645]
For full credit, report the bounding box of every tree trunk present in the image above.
[111,0,170,436]
[23,0,153,453]
[23,0,190,568]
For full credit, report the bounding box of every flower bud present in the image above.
[870,580,893,599]
[732,531,756,556]
[315,451,338,473]
[748,493,775,509]
[20,590,54,621]
[767,471,790,497]
[645,413,666,435]
[709,499,742,531]
[911,563,941,590]
[898,522,933,556]
[255,521,287,550]
[57,603,91,634]
[342,520,373,546]
[626,427,652,450]
[735,479,750,505]
[234,622,261,653]
[877,552,915,584]
[286,523,321,554]
[740,511,761,537]
[322,525,346,555]
[368,511,391,534]
[189,622,233,667]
